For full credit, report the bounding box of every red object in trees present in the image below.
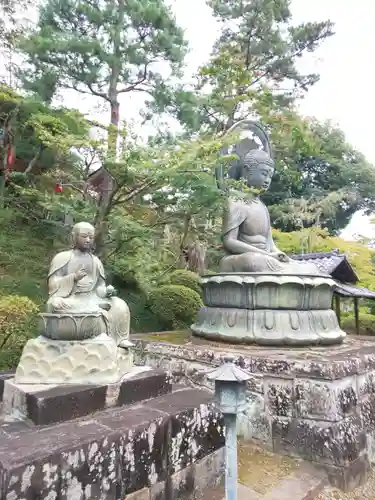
[7,145,15,168]
[55,183,63,193]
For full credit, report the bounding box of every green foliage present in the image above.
[0,208,61,303]
[0,294,39,369]
[163,269,202,296]
[341,311,375,336]
[273,228,375,290]
[160,0,333,133]
[0,84,90,184]
[265,118,375,233]
[0,294,38,347]
[148,284,203,330]
[17,0,187,108]
[117,290,164,333]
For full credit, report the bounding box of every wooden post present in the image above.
[354,297,359,335]
[334,295,341,326]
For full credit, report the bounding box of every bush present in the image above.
[0,295,39,368]
[342,312,375,336]
[163,269,202,296]
[117,289,164,333]
[148,285,203,330]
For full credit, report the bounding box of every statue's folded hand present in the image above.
[270,252,289,263]
[74,268,87,281]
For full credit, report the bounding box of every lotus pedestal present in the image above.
[191,273,346,346]
[15,312,133,384]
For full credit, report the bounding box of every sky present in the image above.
[2,0,375,237]
[171,0,375,239]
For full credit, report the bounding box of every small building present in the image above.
[293,249,375,334]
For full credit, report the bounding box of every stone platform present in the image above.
[1,367,171,425]
[133,332,375,491]
[0,381,225,499]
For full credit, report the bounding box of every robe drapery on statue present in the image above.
[46,249,130,346]
[219,199,319,274]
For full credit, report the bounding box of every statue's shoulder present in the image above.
[227,197,249,212]
[51,250,73,265]
[48,250,74,275]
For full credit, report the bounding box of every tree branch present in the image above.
[24,144,44,174]
[64,82,109,101]
[117,61,153,93]
[112,179,156,205]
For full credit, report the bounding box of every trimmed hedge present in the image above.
[163,269,202,296]
[148,284,203,330]
[0,295,39,369]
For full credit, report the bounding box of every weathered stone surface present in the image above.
[272,416,366,466]
[15,333,133,385]
[117,369,171,407]
[294,377,358,422]
[0,372,13,402]
[2,368,172,426]
[0,386,224,499]
[133,334,375,381]
[324,454,370,491]
[265,377,294,417]
[133,333,375,491]
[26,384,107,425]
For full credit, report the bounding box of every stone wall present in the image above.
[0,384,225,499]
[133,334,375,491]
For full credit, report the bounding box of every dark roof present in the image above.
[334,282,375,300]
[292,249,358,283]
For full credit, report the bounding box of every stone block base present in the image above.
[1,368,171,425]
[0,386,225,499]
[15,333,133,384]
[133,332,375,491]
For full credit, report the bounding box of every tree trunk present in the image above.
[96,0,125,254]
[107,0,125,158]
[108,100,120,156]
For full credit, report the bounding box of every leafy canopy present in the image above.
[17,0,187,106]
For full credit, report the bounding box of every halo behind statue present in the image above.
[216,120,273,190]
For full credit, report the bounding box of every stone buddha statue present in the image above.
[219,149,319,275]
[46,221,131,346]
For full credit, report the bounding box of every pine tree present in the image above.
[17,0,187,150]
[164,0,334,133]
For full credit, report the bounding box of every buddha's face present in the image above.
[243,162,274,191]
[75,228,95,252]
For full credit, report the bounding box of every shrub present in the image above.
[342,312,375,336]
[163,269,202,296]
[148,285,203,330]
[0,295,39,368]
[0,347,23,371]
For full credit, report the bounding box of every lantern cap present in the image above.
[207,354,250,382]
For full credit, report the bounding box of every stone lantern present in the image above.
[207,354,250,500]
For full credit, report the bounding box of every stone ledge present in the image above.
[2,368,172,425]
[0,371,13,402]
[0,387,224,499]
[133,334,375,380]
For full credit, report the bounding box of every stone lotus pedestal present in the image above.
[191,273,346,346]
[15,312,133,385]
[15,333,133,385]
